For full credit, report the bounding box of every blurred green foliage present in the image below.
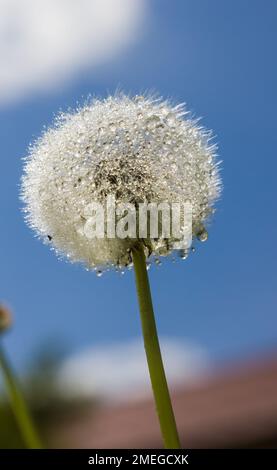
[0,342,97,449]
[0,399,26,448]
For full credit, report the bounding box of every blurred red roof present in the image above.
[50,354,277,449]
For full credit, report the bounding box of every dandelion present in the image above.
[0,304,12,333]
[22,94,220,271]
[21,94,221,448]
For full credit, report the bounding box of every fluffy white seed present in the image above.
[21,94,221,271]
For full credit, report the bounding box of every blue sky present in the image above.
[0,0,276,372]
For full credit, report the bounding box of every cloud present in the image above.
[58,337,211,403]
[0,0,146,105]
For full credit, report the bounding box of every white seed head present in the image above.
[21,94,221,271]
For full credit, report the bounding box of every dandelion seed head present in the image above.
[0,305,12,333]
[21,94,221,271]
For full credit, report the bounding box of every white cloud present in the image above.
[0,0,146,104]
[58,338,211,403]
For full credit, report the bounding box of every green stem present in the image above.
[0,344,42,449]
[132,244,181,449]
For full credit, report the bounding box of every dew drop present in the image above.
[179,249,189,260]
[109,123,116,132]
[134,95,145,103]
[166,113,176,127]
[197,228,208,242]
[96,270,103,277]
[146,115,161,130]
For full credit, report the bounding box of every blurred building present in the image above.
[48,354,277,449]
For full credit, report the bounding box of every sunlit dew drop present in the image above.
[146,261,151,271]
[134,95,145,103]
[155,258,162,266]
[179,249,189,260]
[109,122,116,132]
[166,113,176,127]
[96,270,103,277]
[197,228,208,242]
[191,246,196,253]
[147,115,161,130]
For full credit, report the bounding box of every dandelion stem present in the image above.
[132,244,181,449]
[0,344,42,449]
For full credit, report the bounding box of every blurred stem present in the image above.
[132,244,181,449]
[0,344,42,449]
